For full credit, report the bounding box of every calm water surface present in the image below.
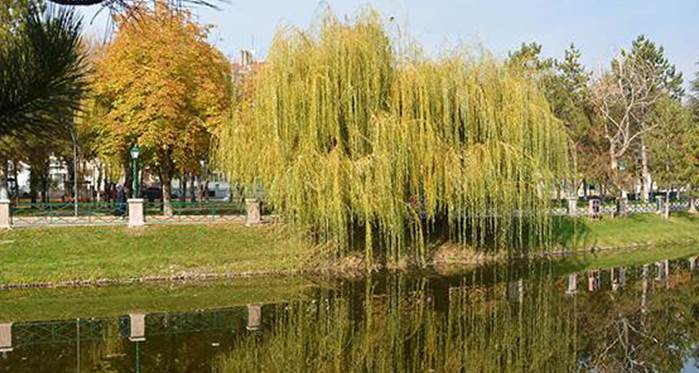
[0,257,697,372]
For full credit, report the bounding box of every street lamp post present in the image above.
[130,145,140,198]
[199,159,208,201]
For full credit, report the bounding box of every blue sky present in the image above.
[79,0,698,90]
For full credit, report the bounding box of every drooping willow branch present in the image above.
[48,0,221,10]
[215,9,570,262]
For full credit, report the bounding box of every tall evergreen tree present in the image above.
[691,60,699,120]
[625,35,684,100]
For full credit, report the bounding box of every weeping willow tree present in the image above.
[216,9,569,262]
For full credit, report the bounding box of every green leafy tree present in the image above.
[691,60,699,120]
[507,42,599,197]
[93,3,231,213]
[646,97,694,214]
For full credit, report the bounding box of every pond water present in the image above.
[0,256,697,372]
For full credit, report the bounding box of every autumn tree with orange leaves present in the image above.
[92,3,231,214]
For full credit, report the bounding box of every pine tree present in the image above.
[558,43,590,100]
[625,35,684,100]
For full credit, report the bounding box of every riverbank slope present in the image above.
[1,213,698,287]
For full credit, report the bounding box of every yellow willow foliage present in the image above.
[216,10,569,261]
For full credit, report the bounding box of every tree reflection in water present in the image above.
[218,260,699,373]
[0,258,696,372]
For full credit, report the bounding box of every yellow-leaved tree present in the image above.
[93,2,231,213]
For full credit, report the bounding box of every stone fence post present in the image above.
[566,197,578,217]
[656,195,669,220]
[0,200,9,229]
[245,198,261,226]
[127,199,145,228]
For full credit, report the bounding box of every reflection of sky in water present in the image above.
[0,255,697,372]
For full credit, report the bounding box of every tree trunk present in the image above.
[199,174,207,201]
[123,161,133,198]
[0,160,8,201]
[11,161,19,203]
[180,177,187,202]
[162,175,173,216]
[160,157,174,217]
[29,165,39,204]
[640,137,652,202]
[189,173,196,202]
[41,166,49,204]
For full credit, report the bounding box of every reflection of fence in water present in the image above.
[7,307,248,349]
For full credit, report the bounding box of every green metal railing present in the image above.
[10,201,128,226]
[144,200,247,224]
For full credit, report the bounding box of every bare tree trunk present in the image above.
[640,136,652,202]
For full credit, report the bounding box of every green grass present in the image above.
[0,223,313,285]
[554,212,699,249]
[2,213,699,287]
[0,276,315,322]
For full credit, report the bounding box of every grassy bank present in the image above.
[554,212,699,249]
[0,224,314,286]
[1,213,699,287]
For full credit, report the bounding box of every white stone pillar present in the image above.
[567,197,578,217]
[127,199,145,228]
[128,313,146,342]
[690,257,696,272]
[0,200,10,229]
[247,304,262,331]
[0,323,12,353]
[245,199,261,226]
